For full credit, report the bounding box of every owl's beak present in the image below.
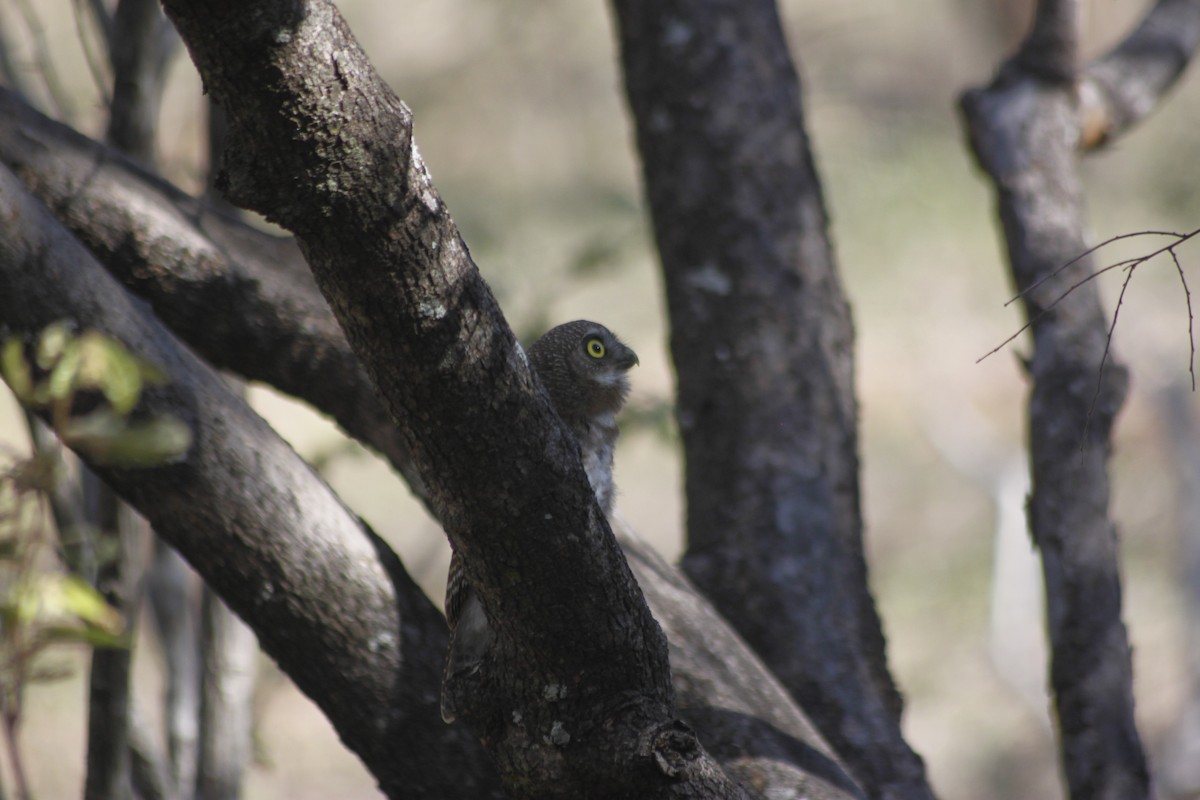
[619,348,640,369]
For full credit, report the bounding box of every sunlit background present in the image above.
[2,0,1199,797]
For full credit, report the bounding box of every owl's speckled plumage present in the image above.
[441,320,638,723]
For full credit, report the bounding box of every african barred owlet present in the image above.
[441,320,639,723]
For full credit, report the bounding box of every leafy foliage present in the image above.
[2,322,191,466]
[0,323,194,797]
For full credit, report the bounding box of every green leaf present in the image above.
[35,322,73,370]
[1,339,33,401]
[42,623,128,649]
[63,412,192,467]
[60,408,127,455]
[45,339,82,402]
[6,573,123,635]
[77,333,145,414]
[55,575,123,634]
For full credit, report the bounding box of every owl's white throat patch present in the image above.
[591,371,628,388]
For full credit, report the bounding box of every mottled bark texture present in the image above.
[158,0,746,796]
[960,0,1200,797]
[610,2,931,798]
[0,164,501,800]
[0,81,866,800]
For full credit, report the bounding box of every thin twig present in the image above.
[980,227,1200,364]
[11,0,72,120]
[1081,262,1138,450]
[1170,247,1197,390]
[2,710,30,800]
[1004,229,1188,308]
[72,0,112,109]
[978,254,1149,363]
[84,0,115,56]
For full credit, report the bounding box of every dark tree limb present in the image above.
[0,163,503,800]
[0,77,868,800]
[610,2,930,798]
[24,0,744,793]
[105,0,177,162]
[957,0,1200,796]
[83,493,140,800]
[1079,0,1200,149]
[0,87,430,508]
[616,519,863,800]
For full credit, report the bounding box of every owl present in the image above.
[441,320,639,723]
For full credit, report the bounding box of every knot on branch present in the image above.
[642,719,702,780]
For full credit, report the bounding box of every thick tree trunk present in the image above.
[5,0,751,793]
[610,2,930,798]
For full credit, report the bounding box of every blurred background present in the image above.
[1,0,1199,797]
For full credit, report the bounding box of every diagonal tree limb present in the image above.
[609,2,930,798]
[957,0,1200,795]
[122,0,750,795]
[1079,0,1200,149]
[0,162,503,800]
[0,87,430,509]
[0,69,865,800]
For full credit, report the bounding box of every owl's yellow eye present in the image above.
[586,338,606,359]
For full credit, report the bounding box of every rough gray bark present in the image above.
[0,163,503,800]
[960,0,1200,797]
[609,2,930,798]
[5,1,747,794]
[616,518,863,800]
[0,74,865,800]
[157,0,748,795]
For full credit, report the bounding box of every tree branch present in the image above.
[0,75,867,800]
[610,2,930,797]
[1079,0,1200,149]
[154,0,752,795]
[955,0,1195,794]
[0,86,430,508]
[1014,0,1080,81]
[0,163,502,800]
[105,0,178,161]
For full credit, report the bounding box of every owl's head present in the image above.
[527,320,639,422]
